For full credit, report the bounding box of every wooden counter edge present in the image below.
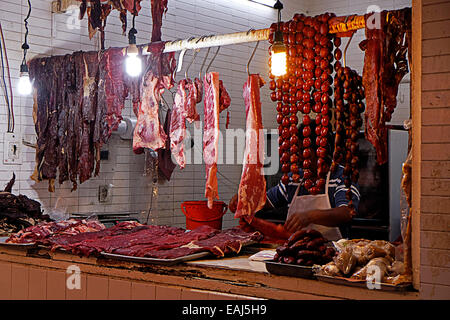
[0,246,419,300]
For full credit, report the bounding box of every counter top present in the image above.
[0,245,419,300]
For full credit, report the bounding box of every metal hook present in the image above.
[246,41,260,76]
[343,31,355,68]
[176,49,187,73]
[199,47,211,78]
[206,46,221,74]
[185,49,200,79]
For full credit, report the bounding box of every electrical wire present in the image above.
[0,22,13,133]
[21,0,32,67]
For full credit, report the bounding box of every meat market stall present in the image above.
[0,0,430,301]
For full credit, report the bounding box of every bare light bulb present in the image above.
[126,44,142,77]
[18,72,32,95]
[271,50,287,77]
[270,29,287,77]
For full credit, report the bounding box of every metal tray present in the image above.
[315,274,413,292]
[100,251,212,266]
[0,236,36,248]
[264,260,315,279]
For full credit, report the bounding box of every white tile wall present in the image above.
[0,0,411,229]
[0,0,306,229]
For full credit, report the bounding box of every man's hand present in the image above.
[284,210,314,233]
[229,194,238,213]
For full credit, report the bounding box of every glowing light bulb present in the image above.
[270,29,287,77]
[126,44,142,77]
[271,50,287,77]
[18,73,32,95]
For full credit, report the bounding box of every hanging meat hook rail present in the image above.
[137,13,375,55]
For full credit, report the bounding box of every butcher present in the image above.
[229,123,360,241]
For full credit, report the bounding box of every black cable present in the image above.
[21,0,31,67]
[128,0,137,45]
[0,34,11,132]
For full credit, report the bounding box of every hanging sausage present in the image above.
[269,13,337,195]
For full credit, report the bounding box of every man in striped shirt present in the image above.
[229,123,360,235]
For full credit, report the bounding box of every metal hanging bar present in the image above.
[137,13,374,55]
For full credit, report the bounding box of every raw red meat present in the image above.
[194,77,203,103]
[39,221,142,251]
[96,48,128,174]
[151,0,169,42]
[132,44,176,154]
[203,72,221,209]
[6,219,105,244]
[185,79,200,123]
[218,80,231,129]
[169,79,189,168]
[218,80,231,113]
[235,74,266,219]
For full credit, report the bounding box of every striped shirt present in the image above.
[266,165,361,211]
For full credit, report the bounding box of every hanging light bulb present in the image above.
[270,0,287,77]
[19,0,32,95]
[126,43,142,77]
[18,63,32,95]
[125,0,142,77]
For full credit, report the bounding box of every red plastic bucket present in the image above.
[181,201,228,230]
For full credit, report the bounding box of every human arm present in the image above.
[284,206,353,232]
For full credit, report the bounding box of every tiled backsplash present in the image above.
[0,0,411,230]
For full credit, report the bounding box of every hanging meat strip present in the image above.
[78,52,99,184]
[95,48,129,175]
[203,72,221,209]
[185,79,200,123]
[235,74,266,220]
[151,0,169,42]
[359,8,410,165]
[158,109,176,181]
[169,79,189,168]
[132,43,176,154]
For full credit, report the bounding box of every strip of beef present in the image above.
[96,47,128,174]
[29,57,53,188]
[360,13,387,165]
[71,224,187,256]
[170,79,189,168]
[151,0,169,42]
[203,72,221,209]
[158,109,176,181]
[132,43,176,154]
[111,225,219,257]
[57,54,73,185]
[78,52,99,184]
[235,74,266,219]
[185,79,200,123]
[194,77,203,103]
[6,219,105,244]
[360,9,411,165]
[218,79,231,128]
[39,221,142,251]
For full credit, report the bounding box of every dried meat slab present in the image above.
[235,74,266,219]
[203,72,221,209]
[169,79,189,168]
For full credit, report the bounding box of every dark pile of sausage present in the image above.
[269,13,365,203]
[273,229,336,266]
